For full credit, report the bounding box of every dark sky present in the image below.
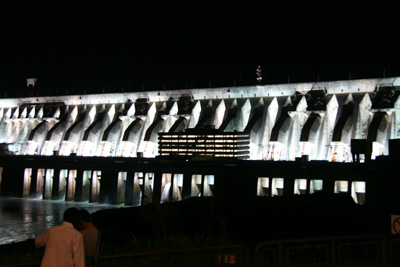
[0,7,399,97]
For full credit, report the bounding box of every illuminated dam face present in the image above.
[1,77,400,162]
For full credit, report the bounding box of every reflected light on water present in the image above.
[23,213,32,223]
[0,197,119,245]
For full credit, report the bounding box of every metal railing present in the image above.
[0,245,250,267]
[255,234,400,266]
[3,235,400,267]
[96,245,250,267]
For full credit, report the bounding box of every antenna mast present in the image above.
[256,66,262,85]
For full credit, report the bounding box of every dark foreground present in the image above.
[1,192,399,266]
[94,192,397,246]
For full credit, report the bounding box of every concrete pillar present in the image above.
[138,103,156,156]
[213,173,228,197]
[191,174,202,197]
[322,179,335,194]
[89,170,100,203]
[188,100,202,128]
[203,175,214,197]
[74,170,87,202]
[0,108,5,142]
[23,168,32,198]
[181,173,192,200]
[45,106,78,156]
[236,98,251,132]
[172,174,183,201]
[124,171,135,206]
[310,179,323,194]
[0,167,3,194]
[257,177,270,196]
[294,178,308,194]
[354,93,372,140]
[160,173,172,203]
[132,172,142,206]
[18,109,42,155]
[246,176,259,197]
[142,172,154,205]
[99,170,119,204]
[35,169,45,198]
[73,170,82,202]
[287,96,308,160]
[212,100,226,129]
[116,172,126,204]
[168,173,174,201]
[59,169,68,200]
[282,176,295,196]
[51,169,63,200]
[261,98,279,159]
[0,167,24,197]
[124,172,154,206]
[5,108,21,145]
[77,105,96,156]
[151,172,162,204]
[393,96,400,140]
[65,169,76,201]
[94,104,116,156]
[351,181,366,204]
[42,169,52,199]
[315,95,338,160]
[61,108,87,156]
[80,105,106,156]
[334,180,349,194]
[0,108,11,143]
[161,102,179,132]
[247,99,266,160]
[271,178,284,196]
[218,99,237,131]
[29,167,39,198]
[29,168,43,198]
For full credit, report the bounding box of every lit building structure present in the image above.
[158,128,250,159]
[0,77,399,162]
[1,77,400,207]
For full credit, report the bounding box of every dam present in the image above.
[1,77,400,206]
[1,77,400,161]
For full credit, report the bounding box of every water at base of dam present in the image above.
[0,197,120,245]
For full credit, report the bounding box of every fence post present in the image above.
[330,238,336,266]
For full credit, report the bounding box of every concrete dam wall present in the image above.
[1,77,400,162]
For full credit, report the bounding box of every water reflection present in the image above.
[0,197,120,245]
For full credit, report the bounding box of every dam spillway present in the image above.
[1,77,400,206]
[0,77,399,162]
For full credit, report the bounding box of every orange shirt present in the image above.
[35,221,85,267]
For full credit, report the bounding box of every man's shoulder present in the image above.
[81,227,99,235]
[51,223,82,235]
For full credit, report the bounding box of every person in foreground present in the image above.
[35,207,85,267]
[79,209,99,267]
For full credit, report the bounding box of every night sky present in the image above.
[1,7,399,98]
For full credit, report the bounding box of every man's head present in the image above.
[80,209,92,223]
[63,207,82,228]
